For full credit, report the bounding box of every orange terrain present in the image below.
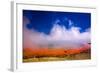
[23,44,90,59]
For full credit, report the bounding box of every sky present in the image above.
[23,10,91,34]
[23,10,91,49]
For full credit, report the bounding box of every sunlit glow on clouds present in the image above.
[23,16,90,49]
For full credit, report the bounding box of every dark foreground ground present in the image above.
[23,52,91,63]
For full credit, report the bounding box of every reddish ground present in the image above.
[23,44,90,59]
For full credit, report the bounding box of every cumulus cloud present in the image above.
[23,17,90,49]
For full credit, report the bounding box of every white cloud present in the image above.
[23,17,90,49]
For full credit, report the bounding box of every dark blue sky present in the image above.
[23,10,91,34]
